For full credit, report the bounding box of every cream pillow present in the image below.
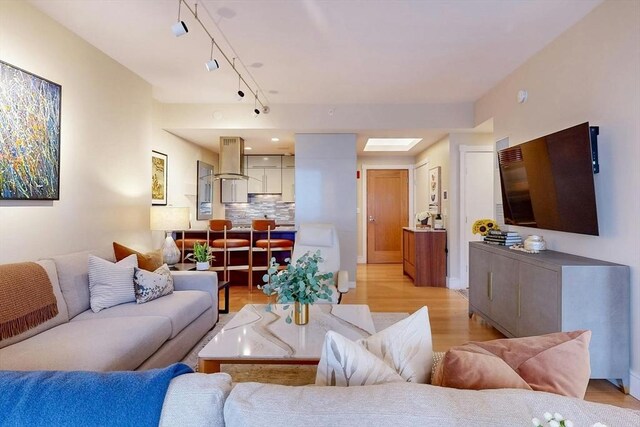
[316,306,433,386]
[88,254,138,312]
[133,264,174,304]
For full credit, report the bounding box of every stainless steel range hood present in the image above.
[215,137,247,180]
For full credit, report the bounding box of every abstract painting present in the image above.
[151,151,167,205]
[0,60,61,200]
[428,166,441,214]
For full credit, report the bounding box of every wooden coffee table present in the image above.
[198,303,376,373]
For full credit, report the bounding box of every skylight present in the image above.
[364,138,423,152]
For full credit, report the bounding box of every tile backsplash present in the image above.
[225,195,295,225]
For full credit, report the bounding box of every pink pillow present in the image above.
[432,330,591,398]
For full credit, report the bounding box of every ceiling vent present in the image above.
[215,137,247,180]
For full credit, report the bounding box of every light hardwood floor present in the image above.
[226,263,640,410]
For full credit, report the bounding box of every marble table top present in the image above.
[198,304,375,361]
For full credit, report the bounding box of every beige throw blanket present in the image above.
[0,262,58,340]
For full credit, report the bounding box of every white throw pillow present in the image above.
[88,254,138,312]
[316,306,433,386]
[133,264,174,304]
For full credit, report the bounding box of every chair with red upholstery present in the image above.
[209,219,251,283]
[250,219,294,287]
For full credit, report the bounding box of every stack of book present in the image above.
[483,230,522,246]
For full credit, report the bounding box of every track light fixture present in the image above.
[205,39,219,71]
[171,0,188,37]
[172,0,269,114]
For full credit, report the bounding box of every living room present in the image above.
[1,0,639,424]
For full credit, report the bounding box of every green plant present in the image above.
[259,250,334,323]
[186,241,215,263]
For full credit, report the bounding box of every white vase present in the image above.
[196,261,210,271]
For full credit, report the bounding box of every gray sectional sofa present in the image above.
[0,250,217,371]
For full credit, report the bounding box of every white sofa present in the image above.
[0,250,217,371]
[160,373,640,427]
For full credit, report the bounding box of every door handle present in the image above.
[488,272,493,301]
[368,216,375,222]
[517,283,521,318]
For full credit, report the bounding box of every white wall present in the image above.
[475,0,640,396]
[0,0,153,262]
[295,134,357,283]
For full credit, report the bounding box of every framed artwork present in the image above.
[428,166,441,214]
[196,160,214,220]
[0,60,62,200]
[151,151,168,205]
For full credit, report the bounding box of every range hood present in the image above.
[215,137,247,180]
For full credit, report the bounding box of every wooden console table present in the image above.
[402,227,447,287]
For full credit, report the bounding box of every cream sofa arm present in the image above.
[336,270,350,293]
[171,271,218,306]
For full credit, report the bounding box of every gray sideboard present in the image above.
[468,242,630,391]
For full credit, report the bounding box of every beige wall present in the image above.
[475,0,640,396]
[356,156,416,261]
[0,0,153,261]
[151,103,221,247]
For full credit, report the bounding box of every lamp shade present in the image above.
[150,207,190,231]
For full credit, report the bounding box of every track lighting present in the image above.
[236,74,244,100]
[253,95,261,117]
[171,0,188,37]
[237,90,245,101]
[253,108,260,117]
[205,39,219,71]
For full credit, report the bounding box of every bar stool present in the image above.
[251,220,294,286]
[209,220,251,284]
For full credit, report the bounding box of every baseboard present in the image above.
[446,277,464,289]
[357,256,366,264]
[630,369,640,399]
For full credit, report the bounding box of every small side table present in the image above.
[218,280,230,315]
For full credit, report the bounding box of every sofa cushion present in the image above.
[49,249,114,319]
[88,254,138,312]
[0,316,171,371]
[72,291,211,339]
[0,260,70,350]
[223,382,640,427]
[160,373,232,427]
[134,264,174,304]
[432,330,592,398]
[113,242,163,272]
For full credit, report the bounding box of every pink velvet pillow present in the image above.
[432,330,591,398]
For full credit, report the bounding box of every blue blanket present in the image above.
[0,363,192,427]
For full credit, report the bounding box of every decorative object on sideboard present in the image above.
[483,229,522,247]
[259,251,334,325]
[471,218,500,236]
[150,207,190,265]
[0,60,61,201]
[416,210,431,227]
[433,214,444,230]
[524,235,547,251]
[186,241,215,271]
[151,151,168,205]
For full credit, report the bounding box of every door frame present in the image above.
[458,145,494,287]
[361,164,414,264]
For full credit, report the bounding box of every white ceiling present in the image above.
[30,0,601,154]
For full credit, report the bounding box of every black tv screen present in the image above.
[498,122,599,236]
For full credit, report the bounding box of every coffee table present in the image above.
[198,303,376,373]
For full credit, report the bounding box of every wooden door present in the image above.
[367,169,408,263]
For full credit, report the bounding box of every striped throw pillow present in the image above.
[88,254,138,313]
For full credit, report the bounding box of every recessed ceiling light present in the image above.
[364,138,423,152]
[245,146,253,150]
[271,137,280,142]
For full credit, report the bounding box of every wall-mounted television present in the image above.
[498,122,599,236]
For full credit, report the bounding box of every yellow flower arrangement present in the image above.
[472,219,500,236]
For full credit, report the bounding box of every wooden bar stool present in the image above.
[209,219,251,284]
[251,219,294,287]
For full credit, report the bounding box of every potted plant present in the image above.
[259,250,334,325]
[186,241,215,271]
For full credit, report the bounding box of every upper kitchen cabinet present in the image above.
[220,178,248,203]
[247,156,282,194]
[281,156,295,202]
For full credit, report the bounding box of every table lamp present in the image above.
[150,207,190,265]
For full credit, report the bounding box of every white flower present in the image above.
[549,420,560,427]
[565,421,574,427]
[553,413,564,421]
[415,211,431,221]
[531,418,541,426]
[543,412,553,422]
[592,423,607,427]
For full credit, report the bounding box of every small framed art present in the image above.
[151,151,168,205]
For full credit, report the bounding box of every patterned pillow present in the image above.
[88,254,138,313]
[133,264,174,304]
[316,306,433,386]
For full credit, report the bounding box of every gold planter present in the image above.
[294,301,309,325]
